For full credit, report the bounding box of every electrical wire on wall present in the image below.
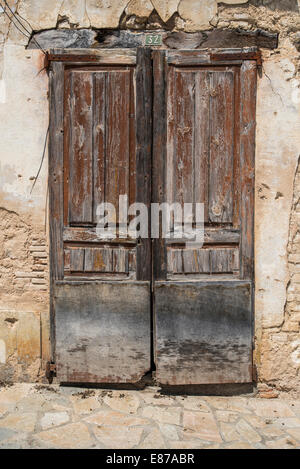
[30,126,49,195]
[0,0,46,54]
[1,0,50,220]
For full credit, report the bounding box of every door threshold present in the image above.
[56,374,256,397]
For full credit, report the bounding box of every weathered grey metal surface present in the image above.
[154,281,253,385]
[54,281,151,383]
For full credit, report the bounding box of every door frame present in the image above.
[48,46,260,383]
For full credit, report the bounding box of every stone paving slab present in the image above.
[0,383,300,449]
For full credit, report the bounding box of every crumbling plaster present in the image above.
[0,1,300,394]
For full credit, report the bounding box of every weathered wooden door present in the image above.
[49,49,152,383]
[49,47,257,385]
[152,50,256,385]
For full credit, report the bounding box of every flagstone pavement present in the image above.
[0,383,300,449]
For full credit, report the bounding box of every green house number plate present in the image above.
[145,33,162,46]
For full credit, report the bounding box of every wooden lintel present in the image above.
[210,50,262,66]
[30,28,278,52]
[46,48,262,69]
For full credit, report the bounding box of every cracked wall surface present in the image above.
[254,46,300,397]
[256,156,300,396]
[0,1,300,394]
[0,15,49,383]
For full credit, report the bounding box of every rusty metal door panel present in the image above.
[155,281,253,385]
[54,282,151,383]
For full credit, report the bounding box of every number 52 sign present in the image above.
[145,33,162,46]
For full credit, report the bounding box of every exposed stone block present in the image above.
[151,0,180,23]
[126,0,154,18]
[18,0,62,30]
[0,310,49,383]
[178,0,217,31]
[58,0,90,28]
[86,0,129,28]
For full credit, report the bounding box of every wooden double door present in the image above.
[49,48,257,385]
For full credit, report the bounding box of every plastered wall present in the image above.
[0,0,300,396]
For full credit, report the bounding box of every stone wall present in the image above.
[0,0,300,396]
[255,45,300,398]
[0,24,49,382]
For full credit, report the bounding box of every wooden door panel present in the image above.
[62,64,139,279]
[49,49,151,383]
[68,71,94,225]
[167,68,236,224]
[93,72,106,220]
[64,68,134,228]
[105,71,131,215]
[194,72,210,223]
[173,70,195,207]
[153,50,256,385]
[209,71,235,223]
[64,246,136,275]
[155,55,254,282]
[167,247,239,276]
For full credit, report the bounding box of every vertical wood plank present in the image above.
[49,61,64,362]
[182,249,210,274]
[166,62,175,207]
[233,67,241,229]
[128,249,137,273]
[136,48,152,281]
[209,71,234,223]
[210,248,239,274]
[84,248,113,273]
[194,250,210,274]
[63,70,71,227]
[210,249,230,273]
[174,70,195,208]
[240,61,256,280]
[70,249,85,272]
[64,249,71,271]
[129,69,137,209]
[69,72,93,224]
[113,248,128,273]
[105,70,131,220]
[152,50,167,280]
[168,249,183,274]
[93,72,106,223]
[49,61,65,281]
[194,71,210,222]
[232,248,240,273]
[168,249,211,274]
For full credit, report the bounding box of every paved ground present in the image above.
[0,383,300,449]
